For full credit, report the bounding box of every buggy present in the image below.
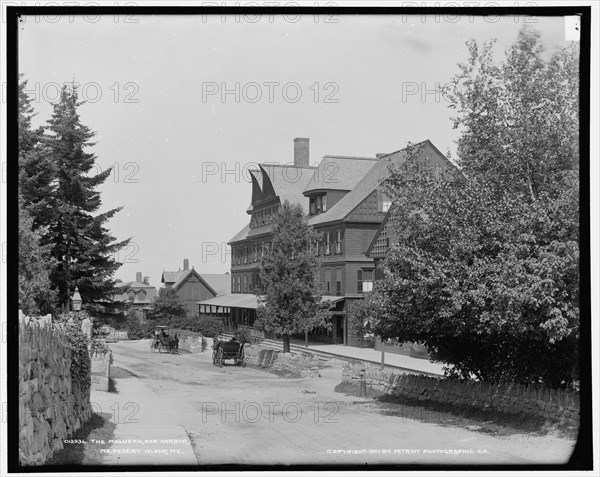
[150,325,179,354]
[212,336,245,367]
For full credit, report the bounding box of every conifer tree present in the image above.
[41,82,129,310]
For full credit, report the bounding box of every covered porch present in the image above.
[197,293,258,331]
[198,294,349,344]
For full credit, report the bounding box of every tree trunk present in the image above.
[283,334,290,353]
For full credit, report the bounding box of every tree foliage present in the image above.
[18,79,130,312]
[348,294,375,348]
[373,29,580,388]
[18,193,57,315]
[147,287,188,322]
[18,76,56,315]
[254,201,330,352]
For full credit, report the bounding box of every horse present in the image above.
[167,333,179,354]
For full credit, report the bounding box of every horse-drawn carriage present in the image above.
[212,336,245,367]
[150,325,179,354]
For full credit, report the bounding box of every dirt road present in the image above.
[93,340,576,466]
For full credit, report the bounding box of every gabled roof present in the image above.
[200,274,231,296]
[115,280,156,290]
[366,205,400,258]
[161,268,218,296]
[258,164,315,214]
[111,281,157,304]
[303,155,377,195]
[308,140,446,226]
[161,270,187,284]
[229,223,251,244]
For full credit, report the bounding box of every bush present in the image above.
[124,319,152,340]
[196,316,223,337]
[166,315,223,337]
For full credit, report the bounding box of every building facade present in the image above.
[112,272,157,321]
[162,259,231,316]
[199,138,453,347]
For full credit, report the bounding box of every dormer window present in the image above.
[316,195,326,213]
[310,194,327,215]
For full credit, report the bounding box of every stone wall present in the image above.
[342,362,579,427]
[91,351,112,392]
[19,312,93,465]
[244,345,320,377]
[178,335,207,353]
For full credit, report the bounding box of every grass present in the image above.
[334,381,578,440]
[45,412,116,466]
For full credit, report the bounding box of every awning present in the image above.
[198,294,258,309]
[321,295,345,304]
[198,294,345,310]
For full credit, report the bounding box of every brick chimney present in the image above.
[293,138,310,168]
[136,272,142,283]
[183,258,189,270]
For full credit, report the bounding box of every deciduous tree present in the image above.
[148,287,188,323]
[373,28,580,388]
[254,201,330,352]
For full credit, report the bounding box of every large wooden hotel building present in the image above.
[198,137,452,349]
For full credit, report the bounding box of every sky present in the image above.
[17,12,576,287]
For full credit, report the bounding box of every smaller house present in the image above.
[113,272,157,321]
[161,259,231,316]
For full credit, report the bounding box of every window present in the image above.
[311,239,320,256]
[325,269,331,293]
[335,230,342,254]
[358,269,374,293]
[325,232,331,255]
[335,269,342,295]
[315,195,326,214]
[243,276,247,293]
[310,198,316,215]
[244,246,248,264]
[382,198,392,213]
[378,190,393,213]
[315,239,320,256]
